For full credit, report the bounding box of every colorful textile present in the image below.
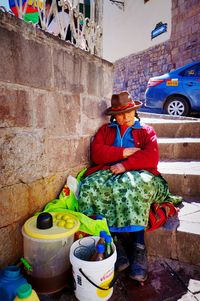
[146,202,179,232]
[78,169,182,229]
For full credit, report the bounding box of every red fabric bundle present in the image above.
[146,202,179,232]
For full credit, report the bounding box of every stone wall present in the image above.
[113,0,200,101]
[0,11,113,267]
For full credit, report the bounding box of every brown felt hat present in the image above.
[105,91,142,115]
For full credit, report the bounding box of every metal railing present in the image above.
[0,0,102,56]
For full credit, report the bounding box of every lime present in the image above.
[65,221,74,229]
[62,214,69,221]
[56,213,63,220]
[57,220,66,227]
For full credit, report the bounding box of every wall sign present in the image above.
[151,22,167,39]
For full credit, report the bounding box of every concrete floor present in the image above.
[38,257,200,301]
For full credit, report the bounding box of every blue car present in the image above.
[144,61,200,116]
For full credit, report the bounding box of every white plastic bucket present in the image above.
[70,236,117,301]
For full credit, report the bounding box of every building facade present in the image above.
[102,0,172,62]
[105,0,200,102]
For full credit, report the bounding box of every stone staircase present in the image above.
[140,113,200,266]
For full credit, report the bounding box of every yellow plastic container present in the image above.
[22,212,80,294]
[13,284,40,300]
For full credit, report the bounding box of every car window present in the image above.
[180,64,200,77]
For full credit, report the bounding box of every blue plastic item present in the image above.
[0,265,28,301]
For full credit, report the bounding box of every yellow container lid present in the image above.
[23,212,80,240]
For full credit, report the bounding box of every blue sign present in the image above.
[151,22,167,39]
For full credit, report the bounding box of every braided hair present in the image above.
[135,111,141,121]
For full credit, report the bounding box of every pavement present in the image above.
[38,256,200,301]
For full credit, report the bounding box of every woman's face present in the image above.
[115,110,135,126]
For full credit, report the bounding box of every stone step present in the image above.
[145,199,200,266]
[158,137,200,160]
[140,114,200,138]
[158,161,200,197]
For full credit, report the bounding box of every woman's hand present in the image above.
[110,163,126,174]
[123,147,140,158]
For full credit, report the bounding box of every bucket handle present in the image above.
[79,268,117,291]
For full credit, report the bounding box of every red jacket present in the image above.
[85,123,160,177]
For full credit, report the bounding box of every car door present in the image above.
[180,63,200,110]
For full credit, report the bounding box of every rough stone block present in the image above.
[161,173,200,198]
[53,48,84,92]
[176,231,200,266]
[46,137,89,172]
[183,175,200,197]
[81,95,109,135]
[145,228,176,259]
[46,93,81,136]
[158,139,200,160]
[86,62,103,96]
[0,87,32,128]
[28,173,69,213]
[0,184,29,227]
[53,48,71,90]
[32,91,47,128]
[102,66,114,98]
[0,27,52,89]
[0,223,23,268]
[152,121,200,138]
[0,129,47,187]
[72,53,87,93]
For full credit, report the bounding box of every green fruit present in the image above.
[57,220,65,227]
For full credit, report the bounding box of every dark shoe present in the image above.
[115,239,130,272]
[129,243,148,282]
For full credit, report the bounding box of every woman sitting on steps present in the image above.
[78,91,182,282]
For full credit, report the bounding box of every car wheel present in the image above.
[164,96,190,116]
